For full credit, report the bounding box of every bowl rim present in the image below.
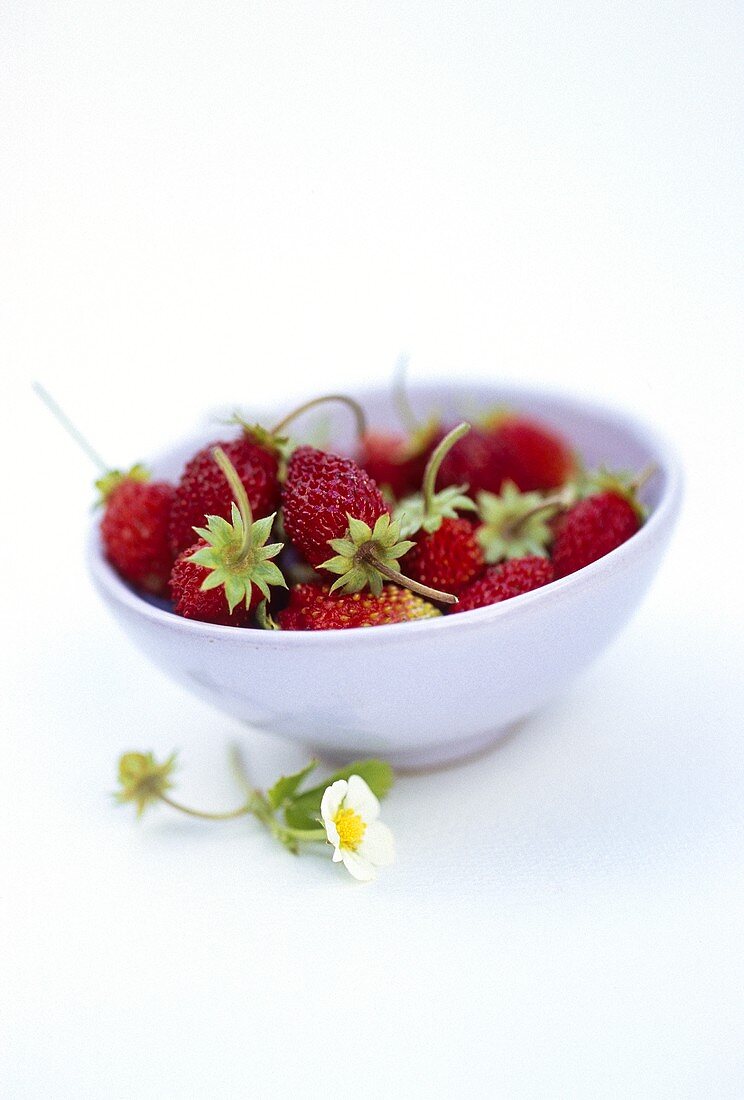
[88,380,683,646]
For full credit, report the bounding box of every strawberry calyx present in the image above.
[476,481,571,564]
[229,415,293,461]
[395,422,477,538]
[319,513,458,606]
[572,465,655,520]
[95,463,150,506]
[477,405,513,431]
[320,513,415,597]
[187,447,286,614]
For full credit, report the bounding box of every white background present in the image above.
[2,3,743,1097]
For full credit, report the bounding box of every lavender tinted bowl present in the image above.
[88,383,682,769]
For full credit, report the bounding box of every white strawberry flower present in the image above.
[320,775,395,881]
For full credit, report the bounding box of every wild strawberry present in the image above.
[551,490,640,579]
[99,468,175,595]
[404,517,484,594]
[495,416,575,491]
[168,393,369,557]
[451,556,555,613]
[32,384,177,595]
[438,412,574,495]
[168,432,281,557]
[394,423,484,594]
[359,418,442,501]
[277,582,440,630]
[169,447,285,625]
[281,446,455,604]
[170,539,254,625]
[437,425,513,495]
[475,481,570,564]
[282,446,390,569]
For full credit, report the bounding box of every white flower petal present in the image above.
[340,849,376,881]
[331,846,343,862]
[320,779,348,829]
[325,819,341,849]
[358,820,395,867]
[345,775,380,823]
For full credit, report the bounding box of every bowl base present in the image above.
[309,722,520,774]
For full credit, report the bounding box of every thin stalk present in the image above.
[278,826,327,842]
[32,381,109,473]
[421,422,470,517]
[159,794,256,821]
[631,464,657,494]
[229,745,326,843]
[271,394,367,441]
[212,446,254,559]
[392,353,419,434]
[506,490,572,539]
[363,549,458,606]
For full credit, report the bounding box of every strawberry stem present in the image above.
[159,794,257,820]
[505,489,572,539]
[212,446,254,560]
[631,464,657,494]
[271,394,367,442]
[362,548,458,606]
[422,422,471,517]
[392,353,420,434]
[33,381,110,473]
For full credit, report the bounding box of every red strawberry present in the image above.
[551,491,640,578]
[359,420,442,500]
[404,517,484,594]
[278,583,440,631]
[168,433,280,557]
[170,539,254,625]
[392,423,483,595]
[438,414,574,495]
[437,426,513,495]
[282,446,458,604]
[32,385,177,596]
[169,447,285,625]
[451,556,554,613]
[282,446,389,570]
[496,417,574,491]
[100,472,175,595]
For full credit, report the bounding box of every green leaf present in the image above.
[266,760,318,811]
[283,759,394,829]
[323,759,394,800]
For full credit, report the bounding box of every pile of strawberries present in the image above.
[89,393,649,630]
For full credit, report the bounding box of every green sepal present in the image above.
[229,414,294,462]
[115,750,177,818]
[478,405,512,430]
[283,759,394,830]
[476,481,559,564]
[395,484,477,539]
[188,506,286,613]
[95,463,150,506]
[267,760,318,811]
[571,466,648,520]
[319,513,415,596]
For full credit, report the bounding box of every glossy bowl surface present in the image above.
[88,383,682,768]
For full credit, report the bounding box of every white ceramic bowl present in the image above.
[88,383,682,769]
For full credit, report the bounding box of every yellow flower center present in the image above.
[334,807,367,851]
